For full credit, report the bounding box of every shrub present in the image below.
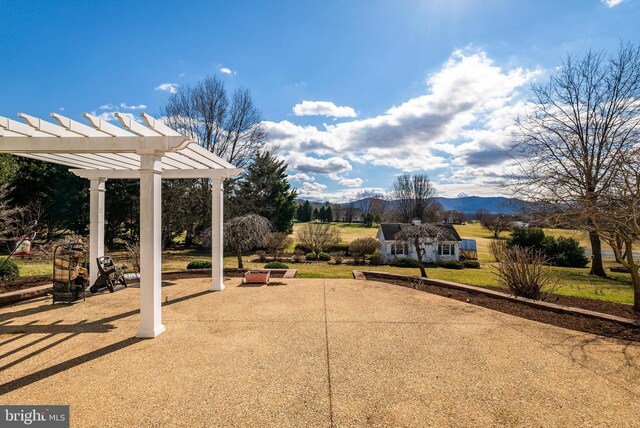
[508,228,588,268]
[553,237,589,268]
[369,251,385,266]
[493,245,558,300]
[489,239,506,262]
[264,232,294,261]
[395,257,419,268]
[256,250,267,262]
[327,243,350,255]
[294,243,310,253]
[462,260,481,269]
[438,260,463,269]
[305,252,318,261]
[318,252,331,261]
[349,237,380,264]
[124,241,141,273]
[296,223,341,254]
[264,261,289,269]
[508,227,546,250]
[0,259,19,280]
[187,260,212,269]
[331,251,345,264]
[291,250,305,263]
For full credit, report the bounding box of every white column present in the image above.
[89,178,106,287]
[136,154,165,338]
[209,178,225,291]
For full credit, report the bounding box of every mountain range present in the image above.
[298,196,523,215]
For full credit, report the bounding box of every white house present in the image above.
[376,221,462,264]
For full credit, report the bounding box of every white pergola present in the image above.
[0,111,240,338]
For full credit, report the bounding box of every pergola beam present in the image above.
[70,168,242,180]
[0,136,190,153]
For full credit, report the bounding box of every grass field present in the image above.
[5,221,634,305]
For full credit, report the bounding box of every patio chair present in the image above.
[90,256,127,293]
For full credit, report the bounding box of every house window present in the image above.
[391,241,408,255]
[438,243,454,256]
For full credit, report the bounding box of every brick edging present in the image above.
[0,284,53,306]
[357,270,640,328]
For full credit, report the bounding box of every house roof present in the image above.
[379,223,462,241]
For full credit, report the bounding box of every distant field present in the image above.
[292,221,378,244]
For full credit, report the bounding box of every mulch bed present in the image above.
[0,275,51,294]
[371,277,640,342]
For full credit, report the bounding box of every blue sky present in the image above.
[1,0,638,201]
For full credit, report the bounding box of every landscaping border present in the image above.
[355,270,640,329]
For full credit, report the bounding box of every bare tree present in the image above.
[264,232,294,261]
[369,195,387,225]
[344,200,356,224]
[160,76,267,242]
[583,156,640,311]
[0,184,20,238]
[390,174,440,223]
[162,76,265,169]
[395,224,452,278]
[296,223,341,255]
[224,214,273,269]
[480,212,513,238]
[331,203,345,224]
[513,43,640,277]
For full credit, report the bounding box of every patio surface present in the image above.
[1,278,640,427]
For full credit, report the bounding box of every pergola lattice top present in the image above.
[0,112,240,179]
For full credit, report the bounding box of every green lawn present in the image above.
[5,221,635,306]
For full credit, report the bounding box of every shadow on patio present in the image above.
[0,288,212,394]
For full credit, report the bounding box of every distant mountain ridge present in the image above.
[435,196,522,214]
[297,196,523,215]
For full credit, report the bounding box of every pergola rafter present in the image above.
[0,111,241,338]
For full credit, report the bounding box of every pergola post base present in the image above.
[136,324,166,339]
[209,178,225,291]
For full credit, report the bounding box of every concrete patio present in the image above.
[1,278,639,427]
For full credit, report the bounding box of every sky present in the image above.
[0,0,638,201]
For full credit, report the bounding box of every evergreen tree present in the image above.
[235,151,297,233]
[326,205,333,223]
[297,200,312,222]
[319,206,327,223]
[312,207,319,221]
[8,158,88,237]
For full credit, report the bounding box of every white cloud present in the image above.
[295,183,387,202]
[338,177,364,188]
[59,107,65,111]
[89,111,141,123]
[99,104,114,110]
[287,173,315,182]
[602,0,623,7]
[293,101,358,118]
[219,67,236,76]
[119,102,147,110]
[266,49,539,178]
[287,153,352,175]
[155,83,179,94]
